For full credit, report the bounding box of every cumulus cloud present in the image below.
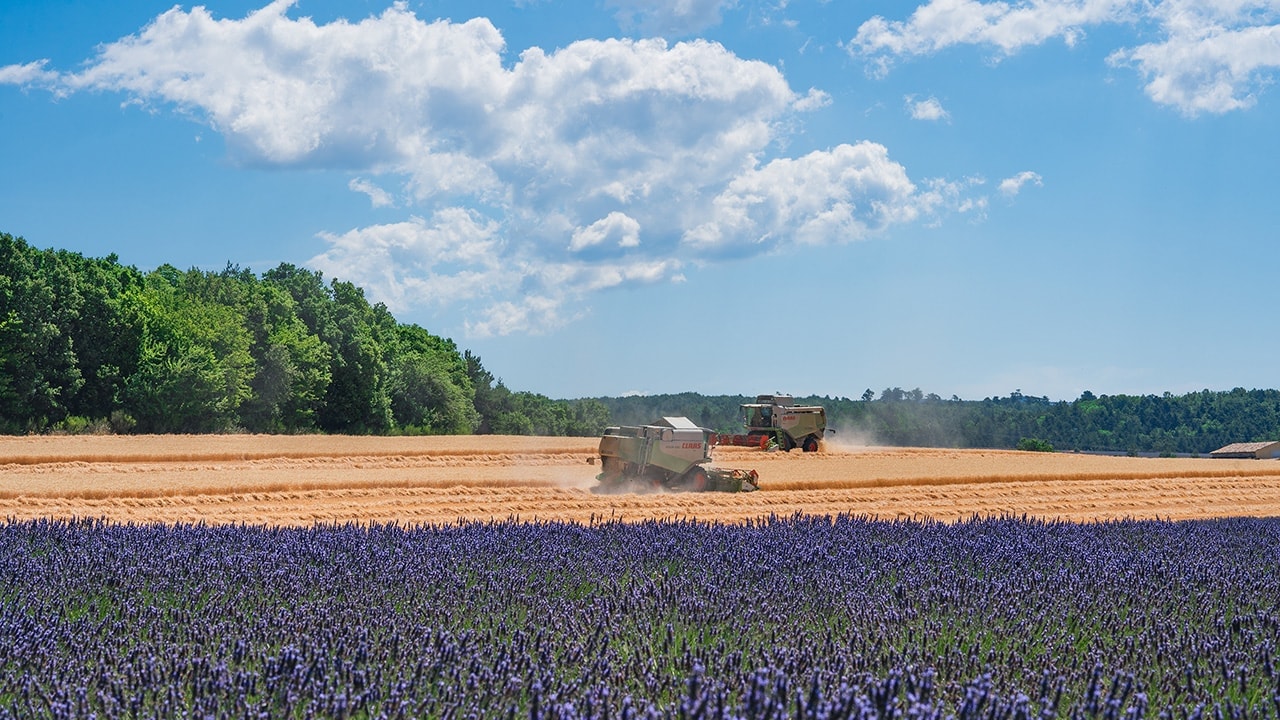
[684,143,928,252]
[998,170,1043,196]
[850,0,1280,116]
[569,212,642,252]
[906,95,950,120]
[308,209,505,312]
[1109,16,1280,116]
[4,1,973,334]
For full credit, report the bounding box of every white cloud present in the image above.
[308,209,505,312]
[0,60,58,86]
[457,257,682,337]
[14,1,978,335]
[308,208,685,337]
[569,212,642,251]
[683,142,933,252]
[851,0,1280,115]
[465,296,568,338]
[905,94,950,120]
[935,176,990,217]
[793,87,832,111]
[349,178,395,208]
[998,170,1043,196]
[853,0,1135,59]
[1109,17,1280,116]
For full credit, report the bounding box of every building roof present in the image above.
[1210,441,1280,455]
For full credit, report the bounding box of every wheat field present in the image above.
[1,434,1278,526]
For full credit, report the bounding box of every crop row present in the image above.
[0,514,1278,719]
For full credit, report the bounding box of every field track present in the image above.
[2,435,1279,526]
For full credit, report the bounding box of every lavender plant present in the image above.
[0,515,1277,718]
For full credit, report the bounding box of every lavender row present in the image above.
[0,515,1277,719]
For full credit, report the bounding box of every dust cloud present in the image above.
[820,425,882,452]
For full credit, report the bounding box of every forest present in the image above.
[0,233,607,436]
[597,387,1280,455]
[4,233,1278,453]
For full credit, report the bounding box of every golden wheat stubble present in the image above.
[1,436,1277,525]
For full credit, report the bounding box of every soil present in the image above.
[2,435,1278,526]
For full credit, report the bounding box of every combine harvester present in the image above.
[594,417,759,494]
[714,394,827,452]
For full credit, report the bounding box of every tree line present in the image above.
[0,234,608,436]
[594,387,1280,455]
[6,234,1278,452]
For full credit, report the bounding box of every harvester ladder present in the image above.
[635,435,654,476]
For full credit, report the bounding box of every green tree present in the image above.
[465,350,511,434]
[121,269,253,432]
[568,399,611,436]
[0,235,83,431]
[513,392,572,435]
[59,251,143,422]
[237,278,331,432]
[317,281,393,433]
[388,324,474,429]
[490,410,533,435]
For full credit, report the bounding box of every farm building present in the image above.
[1210,441,1280,459]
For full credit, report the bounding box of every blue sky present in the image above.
[3,0,1278,401]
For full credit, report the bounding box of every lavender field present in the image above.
[1,515,1278,719]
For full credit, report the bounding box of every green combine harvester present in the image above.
[594,417,760,494]
[714,394,827,452]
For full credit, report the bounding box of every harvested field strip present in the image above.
[0,476,568,500]
[0,447,594,466]
[4,474,1277,527]
[760,466,1280,490]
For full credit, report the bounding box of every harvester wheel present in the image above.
[685,468,709,492]
[802,435,820,453]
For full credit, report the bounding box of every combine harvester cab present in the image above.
[595,417,759,494]
[715,394,826,452]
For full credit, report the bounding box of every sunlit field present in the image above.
[3,435,1279,526]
